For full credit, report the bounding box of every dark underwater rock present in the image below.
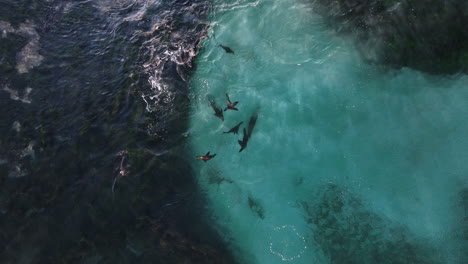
[311,0,468,74]
[301,184,443,264]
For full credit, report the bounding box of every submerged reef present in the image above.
[457,187,468,263]
[301,184,442,264]
[311,0,468,74]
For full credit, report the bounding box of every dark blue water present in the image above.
[1,0,234,263]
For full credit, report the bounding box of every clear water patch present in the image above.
[188,0,468,263]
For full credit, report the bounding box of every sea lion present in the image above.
[219,44,235,54]
[238,128,249,152]
[207,96,224,121]
[224,93,239,111]
[196,151,216,162]
[112,150,129,194]
[223,121,243,135]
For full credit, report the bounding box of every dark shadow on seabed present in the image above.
[0,0,235,263]
[300,184,446,264]
[308,0,468,75]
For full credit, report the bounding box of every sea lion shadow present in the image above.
[248,195,265,220]
[206,167,234,187]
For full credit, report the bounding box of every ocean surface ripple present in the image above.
[0,0,233,263]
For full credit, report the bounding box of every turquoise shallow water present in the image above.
[188,0,468,263]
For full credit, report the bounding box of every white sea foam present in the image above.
[3,85,20,101]
[12,121,21,132]
[2,85,33,104]
[0,20,45,73]
[0,20,14,38]
[8,165,27,178]
[21,141,35,160]
[15,23,43,74]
